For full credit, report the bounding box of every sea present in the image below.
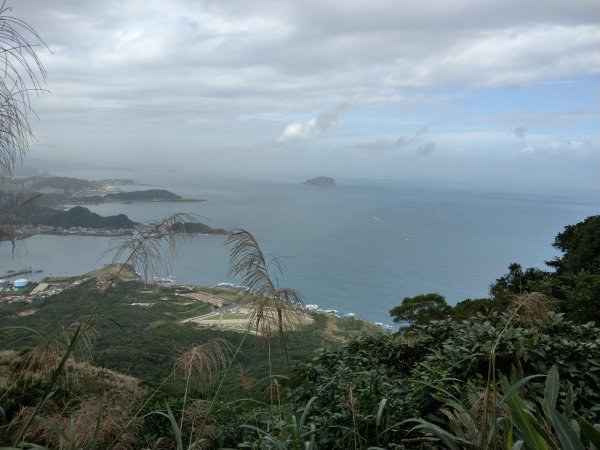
[1,174,598,325]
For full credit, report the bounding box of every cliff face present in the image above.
[304,176,335,187]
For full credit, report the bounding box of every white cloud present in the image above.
[385,25,600,88]
[518,139,596,157]
[277,104,346,143]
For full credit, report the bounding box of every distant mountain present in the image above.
[28,176,95,192]
[75,189,204,203]
[107,189,181,201]
[304,176,335,187]
[26,206,137,229]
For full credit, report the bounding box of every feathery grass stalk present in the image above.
[12,213,194,446]
[226,230,303,373]
[482,292,552,449]
[0,3,47,179]
[197,331,249,439]
[180,366,193,438]
[174,339,231,444]
[107,366,179,448]
[0,327,43,405]
[277,306,291,375]
[0,192,40,251]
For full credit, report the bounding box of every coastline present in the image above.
[10,226,230,240]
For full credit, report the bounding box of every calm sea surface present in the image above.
[2,177,597,324]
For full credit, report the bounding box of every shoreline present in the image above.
[10,225,230,240]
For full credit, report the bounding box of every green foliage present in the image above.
[390,293,449,326]
[450,298,496,321]
[552,270,600,323]
[488,216,600,324]
[550,215,600,273]
[405,367,600,450]
[489,263,552,304]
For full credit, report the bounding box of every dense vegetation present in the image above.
[20,205,137,229]
[74,189,202,204]
[0,216,599,449]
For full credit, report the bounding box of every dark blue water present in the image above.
[2,178,597,324]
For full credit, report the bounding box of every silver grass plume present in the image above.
[175,338,233,391]
[0,3,47,179]
[509,292,553,327]
[105,212,198,281]
[225,229,304,338]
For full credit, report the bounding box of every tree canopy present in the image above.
[389,292,449,326]
[549,215,600,273]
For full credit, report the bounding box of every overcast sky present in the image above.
[13,0,600,188]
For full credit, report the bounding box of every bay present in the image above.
[1,177,597,324]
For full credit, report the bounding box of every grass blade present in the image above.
[578,418,600,449]
[548,407,584,450]
[500,377,548,450]
[544,366,559,410]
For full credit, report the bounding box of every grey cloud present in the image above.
[416,142,436,156]
[6,0,598,181]
[15,0,600,122]
[514,126,527,139]
[358,126,436,156]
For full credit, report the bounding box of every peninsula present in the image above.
[71,189,205,204]
[4,175,226,238]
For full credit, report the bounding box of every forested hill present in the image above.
[73,189,205,203]
[24,205,137,229]
[9,176,204,205]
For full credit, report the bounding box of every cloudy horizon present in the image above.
[13,0,600,188]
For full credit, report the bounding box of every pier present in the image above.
[3,267,34,279]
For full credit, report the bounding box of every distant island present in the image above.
[304,176,335,187]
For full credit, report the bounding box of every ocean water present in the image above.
[1,177,597,324]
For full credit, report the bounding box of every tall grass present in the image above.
[8,213,198,447]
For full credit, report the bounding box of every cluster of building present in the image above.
[16,225,133,238]
[0,277,83,304]
[0,277,30,290]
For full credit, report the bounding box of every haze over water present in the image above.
[3,172,597,325]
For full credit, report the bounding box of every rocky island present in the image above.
[304,176,335,187]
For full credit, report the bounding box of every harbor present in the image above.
[2,266,43,279]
